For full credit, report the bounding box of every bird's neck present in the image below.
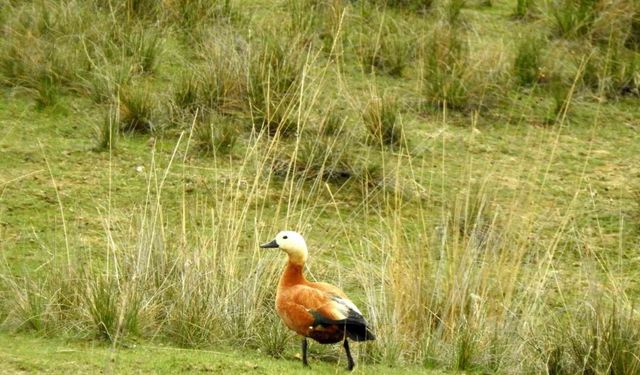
[278,261,307,288]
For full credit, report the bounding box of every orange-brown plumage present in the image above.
[275,262,353,343]
[260,231,375,371]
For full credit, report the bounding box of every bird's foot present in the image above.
[346,363,354,371]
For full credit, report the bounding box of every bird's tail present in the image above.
[310,310,376,341]
[346,322,376,341]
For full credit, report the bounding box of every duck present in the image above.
[260,230,375,371]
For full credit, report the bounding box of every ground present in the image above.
[0,333,446,375]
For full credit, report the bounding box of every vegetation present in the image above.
[1,0,639,373]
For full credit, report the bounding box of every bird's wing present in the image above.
[308,281,349,299]
[280,285,376,341]
[330,296,366,322]
[285,285,346,320]
[307,292,375,342]
[286,285,366,325]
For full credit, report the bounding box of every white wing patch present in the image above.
[332,297,363,317]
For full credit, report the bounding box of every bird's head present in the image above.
[260,231,308,265]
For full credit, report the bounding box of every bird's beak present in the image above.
[260,239,279,249]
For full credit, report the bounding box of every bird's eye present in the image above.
[283,235,288,239]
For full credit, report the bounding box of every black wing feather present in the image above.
[309,305,376,342]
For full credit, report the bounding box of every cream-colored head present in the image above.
[260,231,308,265]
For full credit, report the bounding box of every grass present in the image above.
[513,0,535,19]
[362,92,402,147]
[532,301,640,374]
[550,0,599,39]
[1,0,640,373]
[118,85,158,133]
[191,115,241,156]
[2,89,640,372]
[247,32,307,136]
[514,34,546,87]
[352,10,416,77]
[0,332,444,374]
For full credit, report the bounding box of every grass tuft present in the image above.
[353,12,416,77]
[87,65,134,104]
[125,26,164,75]
[247,34,307,136]
[626,10,640,50]
[514,35,547,87]
[514,0,536,19]
[454,323,477,371]
[581,42,640,97]
[1,276,51,333]
[166,0,235,35]
[294,137,360,184]
[550,0,598,39]
[123,0,161,22]
[533,302,640,374]
[546,76,573,123]
[444,0,467,26]
[95,105,119,151]
[34,69,60,110]
[118,85,158,134]
[192,115,240,156]
[362,93,402,147]
[419,23,479,110]
[375,0,435,13]
[194,30,249,116]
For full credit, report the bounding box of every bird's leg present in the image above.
[301,337,309,367]
[343,339,355,371]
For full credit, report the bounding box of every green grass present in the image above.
[1,0,640,373]
[0,332,445,374]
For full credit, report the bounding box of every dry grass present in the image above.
[2,111,639,371]
[0,0,639,373]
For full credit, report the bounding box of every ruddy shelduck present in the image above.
[260,231,375,371]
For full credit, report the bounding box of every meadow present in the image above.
[1,0,639,373]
